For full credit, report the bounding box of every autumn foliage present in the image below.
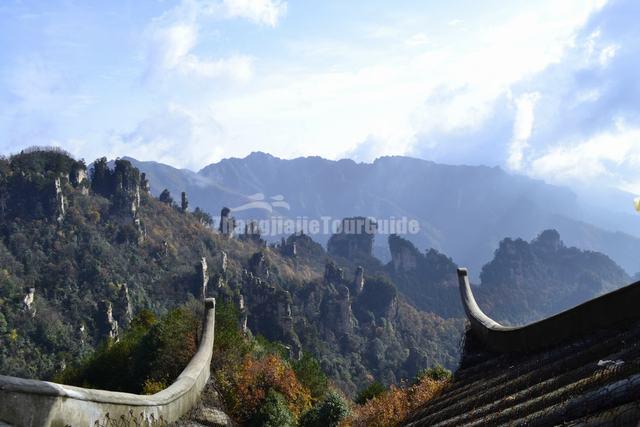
[343,376,447,427]
[219,353,312,422]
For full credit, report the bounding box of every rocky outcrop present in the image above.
[54,177,66,223]
[249,252,269,279]
[181,192,189,213]
[140,173,150,193]
[388,234,420,272]
[22,287,36,316]
[175,381,234,427]
[237,294,248,333]
[114,283,133,327]
[189,407,234,427]
[79,324,87,346]
[278,237,296,257]
[220,251,227,274]
[92,158,145,242]
[386,234,460,318]
[98,300,119,341]
[0,149,87,222]
[355,276,398,320]
[240,220,263,245]
[477,229,630,325]
[318,262,358,339]
[218,207,235,238]
[281,232,324,260]
[327,217,377,259]
[71,167,89,195]
[200,258,209,299]
[353,266,365,295]
[323,284,355,337]
[242,269,301,358]
[531,229,563,252]
[324,261,344,285]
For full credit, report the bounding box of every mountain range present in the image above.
[1,148,634,401]
[124,153,640,279]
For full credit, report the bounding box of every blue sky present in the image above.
[1,0,639,194]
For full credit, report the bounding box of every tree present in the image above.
[250,389,295,427]
[193,207,213,226]
[293,353,328,401]
[415,364,451,383]
[355,381,386,404]
[300,390,349,427]
[91,157,111,196]
[158,189,173,206]
[180,192,189,212]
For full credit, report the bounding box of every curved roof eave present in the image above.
[457,268,640,353]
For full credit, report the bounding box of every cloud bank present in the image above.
[1,0,639,198]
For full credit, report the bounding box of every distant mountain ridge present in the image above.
[123,153,640,278]
[476,229,631,325]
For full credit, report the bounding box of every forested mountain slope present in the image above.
[0,149,461,396]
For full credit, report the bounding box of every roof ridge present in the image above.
[458,268,640,352]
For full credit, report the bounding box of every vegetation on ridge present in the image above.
[55,301,201,394]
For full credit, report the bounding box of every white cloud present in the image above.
[148,19,254,81]
[107,103,227,170]
[487,0,640,196]
[7,0,613,175]
[48,103,229,170]
[144,0,286,82]
[508,92,540,171]
[151,23,197,71]
[184,55,253,80]
[405,33,429,47]
[598,43,619,66]
[221,0,287,27]
[530,121,640,184]
[170,0,604,165]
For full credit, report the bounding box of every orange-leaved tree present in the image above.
[343,375,447,427]
[229,353,312,422]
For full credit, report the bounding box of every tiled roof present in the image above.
[402,270,640,426]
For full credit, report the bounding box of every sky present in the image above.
[1,0,639,193]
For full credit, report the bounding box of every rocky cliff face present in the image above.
[476,229,631,325]
[0,149,87,222]
[321,264,356,338]
[282,233,325,261]
[240,265,301,358]
[389,234,421,272]
[200,257,209,299]
[114,284,133,328]
[92,158,146,242]
[327,217,377,260]
[97,300,119,341]
[386,234,462,318]
[22,287,36,316]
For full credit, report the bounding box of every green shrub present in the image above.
[415,364,452,383]
[250,389,295,427]
[355,381,386,405]
[293,353,328,401]
[142,378,166,395]
[253,334,290,359]
[214,301,247,352]
[55,306,199,393]
[300,390,349,427]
